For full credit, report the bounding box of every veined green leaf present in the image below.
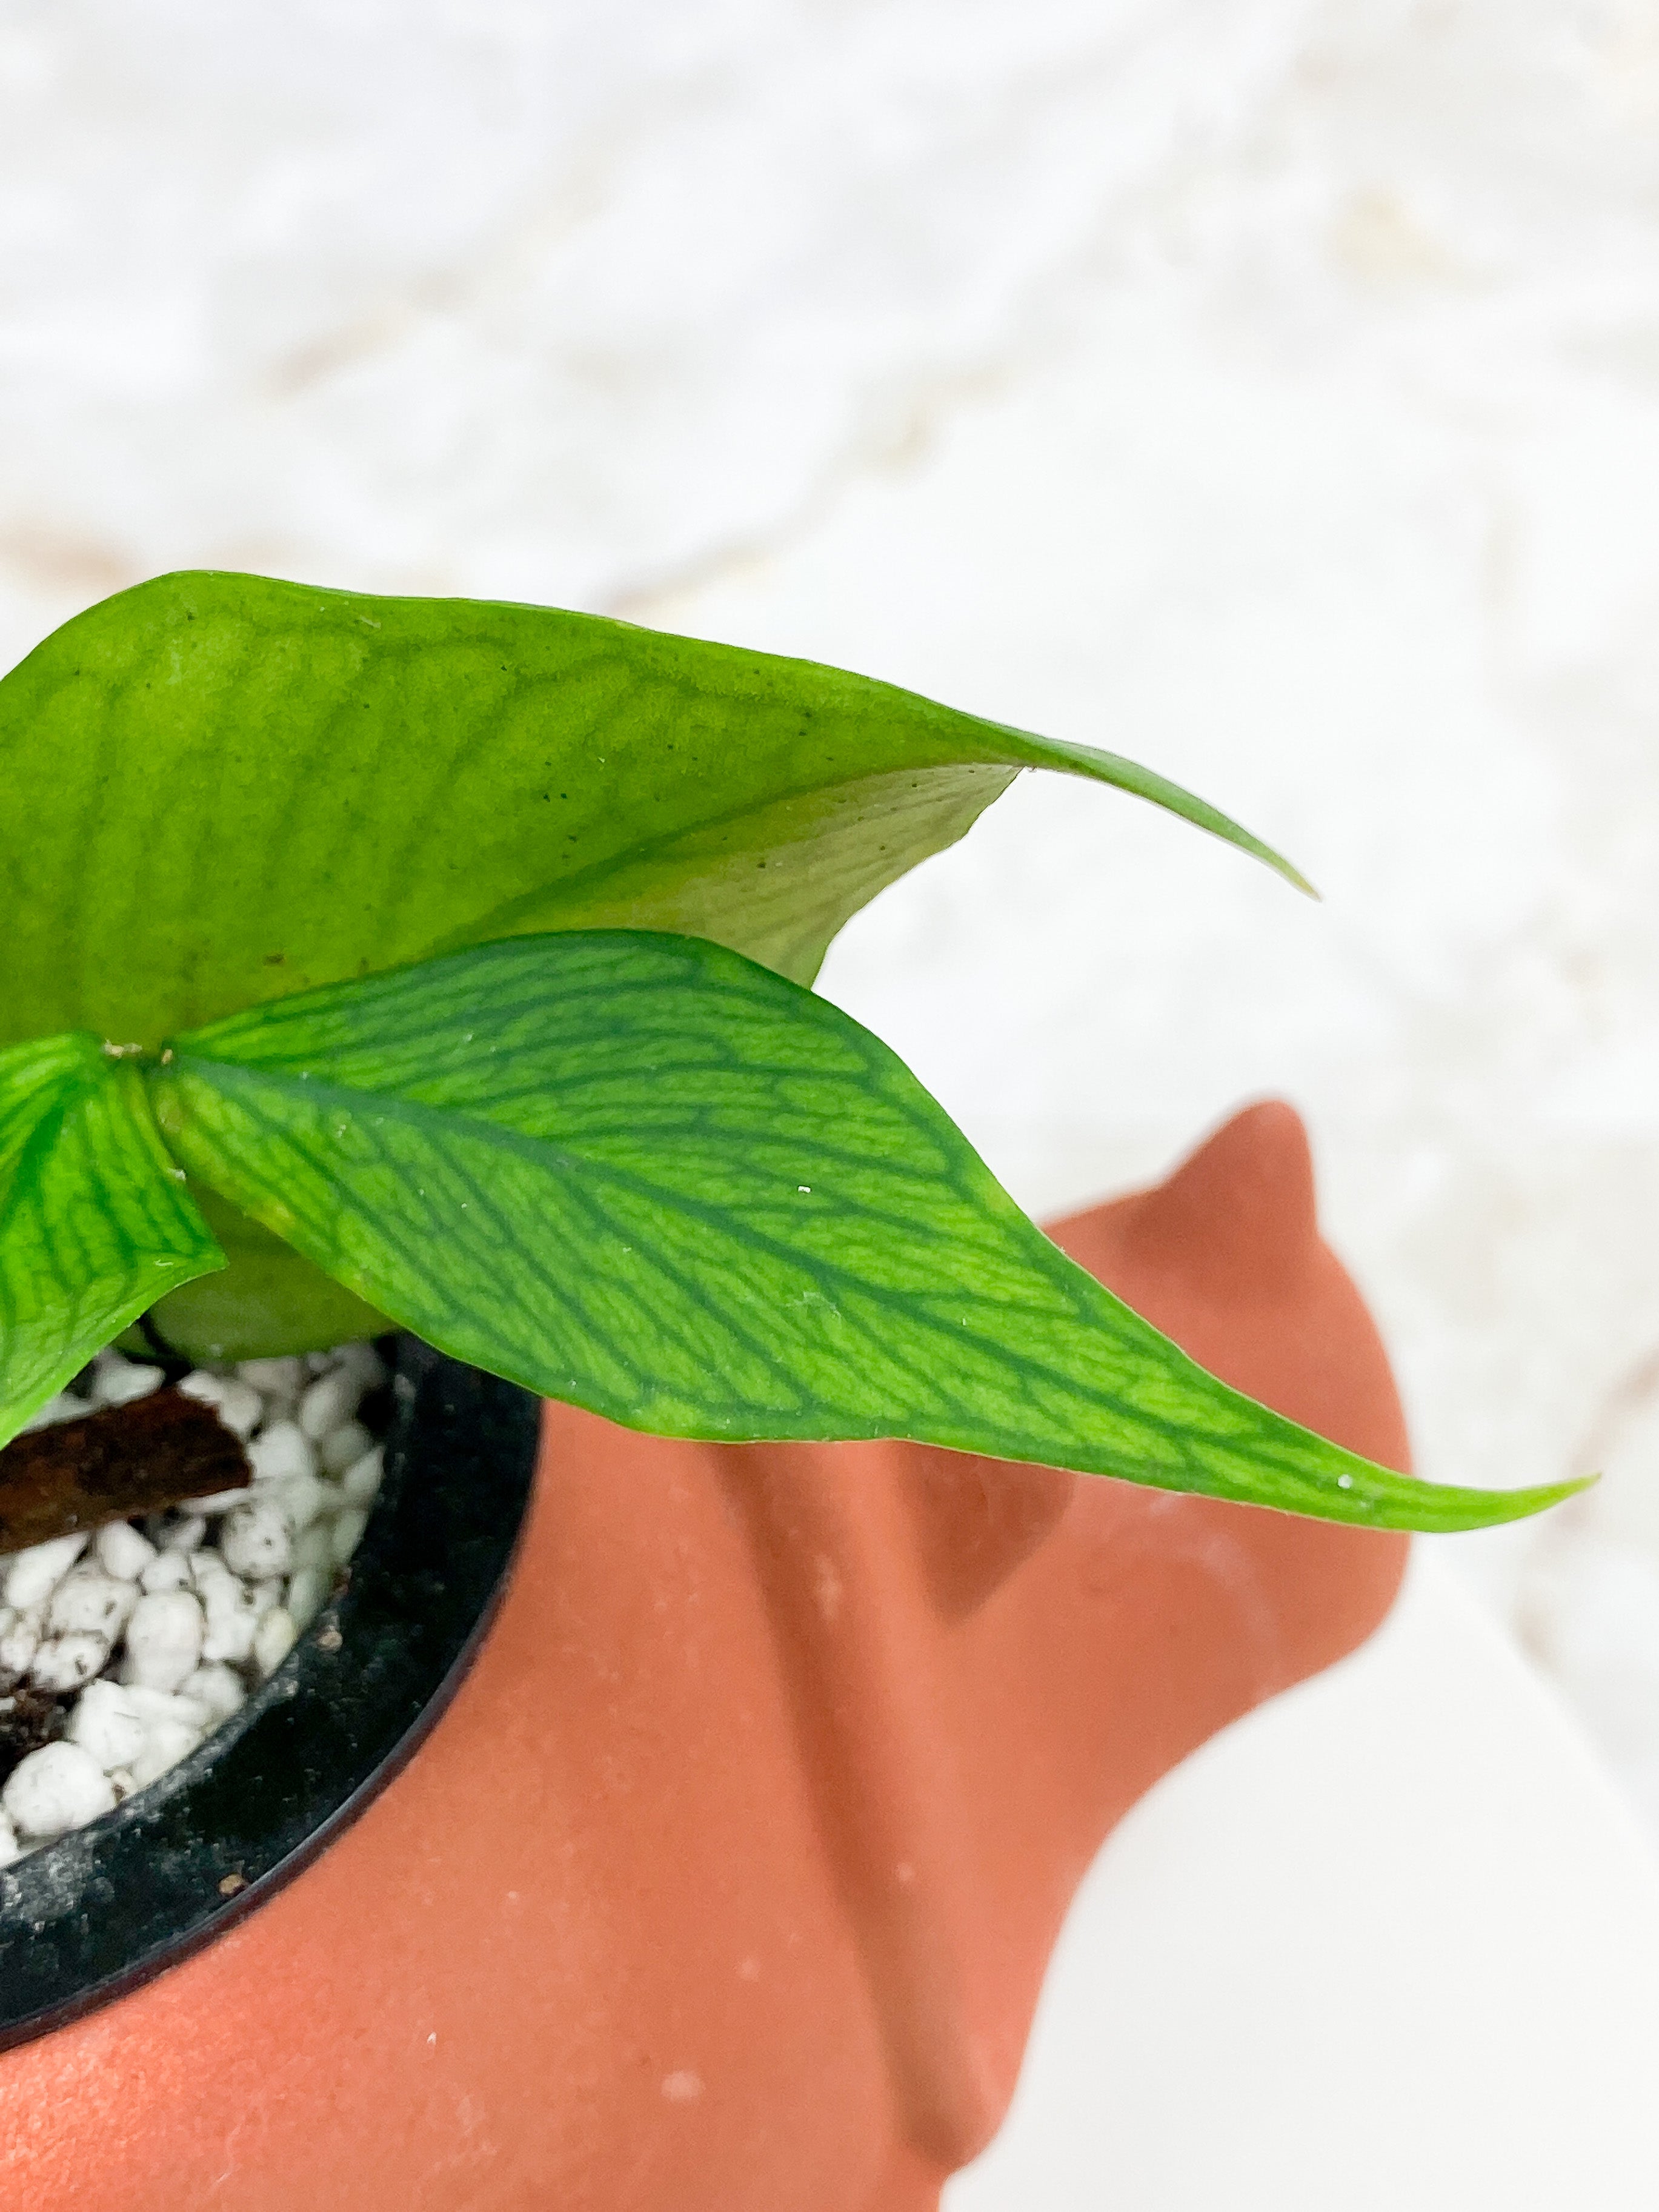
[0,1035,225,1449]
[148,934,1578,1534]
[0,570,1305,1055]
[1,571,1310,1352]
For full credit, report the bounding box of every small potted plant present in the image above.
[0,572,1580,2201]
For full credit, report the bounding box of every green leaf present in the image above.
[147,934,1578,1534]
[1,571,1309,1355]
[0,570,1306,1057]
[141,1184,391,1366]
[0,1035,225,1449]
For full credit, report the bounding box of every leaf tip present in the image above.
[1445,1469,1596,1533]
[1277,857,1321,901]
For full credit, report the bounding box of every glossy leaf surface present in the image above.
[0,1036,224,1450]
[148,934,1579,1533]
[0,569,1305,1054]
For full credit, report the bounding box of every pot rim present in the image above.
[0,1336,539,2053]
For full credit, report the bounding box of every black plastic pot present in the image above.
[0,1338,539,2051]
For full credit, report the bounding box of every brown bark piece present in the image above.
[0,1389,250,1552]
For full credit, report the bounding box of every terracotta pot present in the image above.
[0,1101,1408,2210]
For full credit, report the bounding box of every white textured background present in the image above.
[7,0,1659,1917]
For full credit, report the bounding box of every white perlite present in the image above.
[0,1338,387,1858]
[3,1741,116,1840]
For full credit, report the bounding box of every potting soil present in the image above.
[0,1343,390,1859]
